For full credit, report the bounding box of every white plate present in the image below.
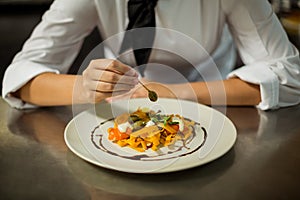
[64,98,236,173]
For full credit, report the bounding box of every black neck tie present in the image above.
[119,0,158,76]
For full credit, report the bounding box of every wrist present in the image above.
[169,83,199,102]
[72,75,95,105]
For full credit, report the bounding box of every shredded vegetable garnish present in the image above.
[107,108,195,152]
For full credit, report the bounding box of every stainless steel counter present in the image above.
[1,97,300,200]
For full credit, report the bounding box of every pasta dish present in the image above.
[107,108,196,152]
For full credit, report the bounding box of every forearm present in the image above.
[14,59,139,107]
[175,78,261,106]
[14,73,84,106]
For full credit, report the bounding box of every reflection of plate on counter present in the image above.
[64,98,237,173]
[66,144,235,197]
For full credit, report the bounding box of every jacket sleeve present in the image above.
[2,0,98,109]
[223,0,300,110]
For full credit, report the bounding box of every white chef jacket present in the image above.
[2,0,300,110]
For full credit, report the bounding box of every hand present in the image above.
[76,59,139,103]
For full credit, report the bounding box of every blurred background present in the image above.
[270,0,300,47]
[0,0,299,94]
[0,0,101,91]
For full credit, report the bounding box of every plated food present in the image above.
[65,98,237,173]
[107,108,197,152]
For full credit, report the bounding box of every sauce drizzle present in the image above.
[90,118,207,161]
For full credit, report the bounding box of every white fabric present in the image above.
[2,0,300,110]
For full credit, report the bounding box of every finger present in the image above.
[106,84,150,103]
[87,90,129,103]
[107,60,138,76]
[105,91,133,103]
[86,80,136,93]
[89,70,138,86]
[91,59,138,77]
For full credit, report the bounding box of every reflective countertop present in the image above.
[1,97,300,200]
